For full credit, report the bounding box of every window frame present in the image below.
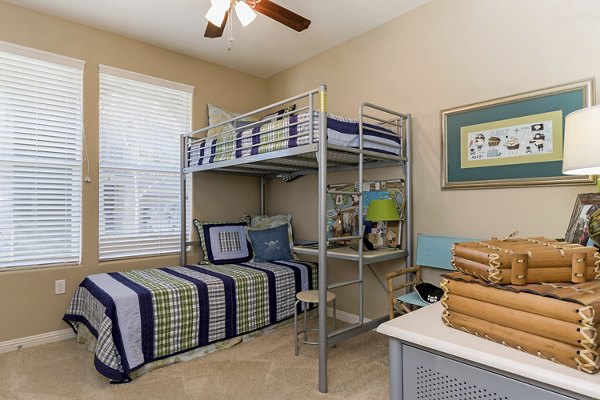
[98,65,193,261]
[0,41,85,271]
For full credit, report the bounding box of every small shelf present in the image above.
[293,245,407,263]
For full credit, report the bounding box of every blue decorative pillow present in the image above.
[247,224,294,262]
[193,219,252,264]
[249,214,297,260]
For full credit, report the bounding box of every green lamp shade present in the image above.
[365,199,400,221]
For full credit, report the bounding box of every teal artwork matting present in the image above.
[442,79,595,189]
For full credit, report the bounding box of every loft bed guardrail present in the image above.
[180,85,412,393]
[181,87,408,178]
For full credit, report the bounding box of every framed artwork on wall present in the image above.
[441,78,596,190]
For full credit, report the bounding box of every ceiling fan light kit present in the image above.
[203,0,311,42]
[234,1,257,27]
[205,5,228,27]
[205,0,254,29]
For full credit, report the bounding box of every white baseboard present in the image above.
[0,328,75,354]
[0,310,371,355]
[327,307,372,324]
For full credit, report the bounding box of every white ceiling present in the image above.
[4,0,431,78]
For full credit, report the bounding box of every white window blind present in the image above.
[99,66,192,260]
[0,43,84,270]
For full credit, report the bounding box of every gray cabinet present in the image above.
[390,340,581,400]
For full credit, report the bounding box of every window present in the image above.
[99,66,192,260]
[0,42,84,269]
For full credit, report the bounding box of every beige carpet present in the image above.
[0,322,390,400]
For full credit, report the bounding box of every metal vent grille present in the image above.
[415,365,509,400]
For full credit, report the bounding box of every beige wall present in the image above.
[3,0,600,342]
[0,2,265,342]
[265,0,600,318]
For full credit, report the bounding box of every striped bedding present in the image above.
[189,111,401,167]
[63,260,317,382]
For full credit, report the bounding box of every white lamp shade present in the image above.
[562,104,600,175]
[235,1,256,27]
[205,3,228,26]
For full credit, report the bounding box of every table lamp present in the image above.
[365,198,401,248]
[563,104,600,178]
[562,104,600,246]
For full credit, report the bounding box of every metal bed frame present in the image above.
[180,85,412,393]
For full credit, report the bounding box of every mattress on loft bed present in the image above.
[188,111,401,167]
[63,260,317,382]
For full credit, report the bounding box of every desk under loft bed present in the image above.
[180,85,412,393]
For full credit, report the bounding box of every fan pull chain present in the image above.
[227,7,234,51]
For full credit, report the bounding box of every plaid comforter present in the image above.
[63,261,317,381]
[188,111,401,166]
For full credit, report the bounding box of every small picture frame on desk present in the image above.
[366,221,386,248]
[565,192,600,245]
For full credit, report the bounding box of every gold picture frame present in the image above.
[442,78,596,189]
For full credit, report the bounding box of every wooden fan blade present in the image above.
[204,11,229,38]
[253,0,311,32]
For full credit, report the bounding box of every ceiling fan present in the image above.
[204,0,311,39]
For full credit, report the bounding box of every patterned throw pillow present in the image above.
[246,224,294,262]
[260,104,296,121]
[207,104,258,137]
[193,219,252,264]
[250,214,297,259]
[234,119,256,134]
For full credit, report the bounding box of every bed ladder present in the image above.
[316,91,372,393]
[316,92,412,393]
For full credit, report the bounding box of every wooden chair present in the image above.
[385,234,476,319]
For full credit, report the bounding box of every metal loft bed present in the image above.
[179,85,412,393]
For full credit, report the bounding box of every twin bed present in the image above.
[64,261,317,381]
[64,86,410,387]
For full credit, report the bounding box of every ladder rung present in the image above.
[328,235,361,242]
[327,190,362,195]
[328,279,362,289]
